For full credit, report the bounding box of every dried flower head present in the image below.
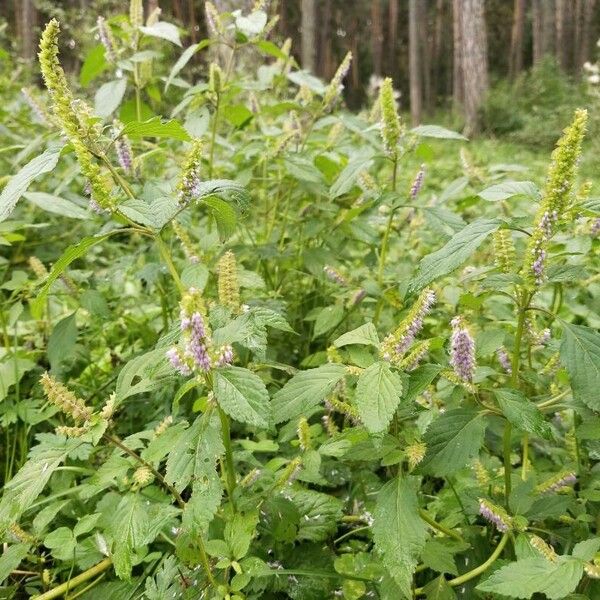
[379,77,402,156]
[41,372,92,423]
[217,251,241,311]
[129,0,144,29]
[406,441,427,470]
[55,425,88,437]
[528,534,558,562]
[9,523,35,544]
[277,457,302,487]
[132,466,154,488]
[240,468,261,487]
[29,256,48,279]
[536,471,577,494]
[154,415,173,436]
[205,2,223,37]
[323,265,347,287]
[323,51,352,111]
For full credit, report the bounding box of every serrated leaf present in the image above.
[422,575,457,600]
[0,146,62,223]
[495,389,552,439]
[410,125,467,140]
[31,234,110,318]
[355,361,403,434]
[479,180,540,201]
[122,117,191,141]
[313,305,344,338]
[373,476,428,597]
[409,219,501,292]
[225,511,258,560]
[572,538,600,560]
[404,364,443,405]
[334,323,380,348]
[24,192,89,219]
[476,557,583,599]
[420,408,487,476]
[272,364,347,423]
[214,367,270,427]
[560,322,600,411]
[287,489,343,542]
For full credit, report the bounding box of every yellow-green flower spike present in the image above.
[323,51,352,111]
[217,250,241,311]
[521,109,587,287]
[40,372,92,423]
[28,256,48,279]
[297,417,311,451]
[172,221,200,263]
[129,0,143,28]
[209,62,223,95]
[379,77,401,156]
[493,230,516,274]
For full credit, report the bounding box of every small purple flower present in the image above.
[115,136,133,172]
[166,347,192,376]
[392,289,436,356]
[216,345,234,367]
[479,499,511,532]
[410,164,425,199]
[539,471,577,494]
[323,265,347,286]
[532,247,547,285]
[496,347,512,374]
[350,288,366,307]
[450,316,476,382]
[592,218,600,237]
[185,312,212,371]
[97,16,116,62]
[178,174,201,207]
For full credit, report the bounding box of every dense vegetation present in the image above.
[1,3,600,600]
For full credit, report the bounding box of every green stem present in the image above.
[218,407,237,512]
[208,94,220,178]
[155,234,184,294]
[415,533,509,595]
[418,509,465,543]
[31,558,112,600]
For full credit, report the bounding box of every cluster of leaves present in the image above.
[1,2,600,599]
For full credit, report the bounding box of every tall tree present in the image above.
[387,0,399,80]
[533,0,555,63]
[509,0,526,78]
[454,0,488,135]
[452,0,464,107]
[15,0,37,60]
[409,0,422,124]
[578,0,598,67]
[301,0,316,73]
[371,0,383,76]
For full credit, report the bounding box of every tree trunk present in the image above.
[301,0,317,73]
[388,0,399,79]
[533,0,555,63]
[409,0,422,125]
[555,0,570,70]
[455,0,488,135]
[578,0,597,67]
[452,0,464,107]
[15,0,37,61]
[371,0,383,76]
[509,0,526,78]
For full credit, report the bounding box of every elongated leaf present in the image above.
[476,557,583,599]
[31,234,110,318]
[79,44,108,87]
[373,476,428,597]
[165,41,211,91]
[355,361,403,434]
[272,364,347,423]
[409,219,501,292]
[495,389,552,439]
[560,322,600,411]
[410,125,467,140]
[329,154,373,199]
[139,21,182,46]
[0,544,29,585]
[24,192,89,219]
[479,180,540,202]
[334,323,380,348]
[422,576,457,600]
[122,117,191,141]
[0,146,62,223]
[214,366,270,427]
[420,408,487,476]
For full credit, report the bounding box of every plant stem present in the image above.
[414,533,509,595]
[208,94,220,178]
[218,406,237,512]
[155,234,184,294]
[418,509,465,543]
[31,558,112,600]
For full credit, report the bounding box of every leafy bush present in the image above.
[1,3,600,600]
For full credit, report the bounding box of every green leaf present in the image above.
[165,41,211,91]
[122,117,191,141]
[222,104,254,128]
[272,363,347,423]
[0,436,82,533]
[334,323,380,348]
[560,322,600,411]
[572,538,600,560]
[479,180,540,202]
[287,489,343,541]
[0,357,35,402]
[313,305,344,338]
[373,476,428,597]
[48,312,78,370]
[287,70,326,94]
[422,539,460,576]
[284,155,325,184]
[255,39,287,60]
[422,576,457,600]
[44,526,77,560]
[214,367,270,428]
[115,348,171,402]
[0,146,62,223]
[329,154,374,199]
[410,125,467,140]
[495,389,552,439]
[355,361,403,434]
[225,511,258,560]
[139,21,182,46]
[94,79,127,118]
[31,234,110,318]
[409,218,501,292]
[79,44,108,87]
[420,408,487,476]
[24,192,89,219]
[0,543,29,585]
[404,364,443,405]
[203,196,237,239]
[476,557,584,599]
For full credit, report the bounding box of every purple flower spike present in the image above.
[450,316,476,382]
